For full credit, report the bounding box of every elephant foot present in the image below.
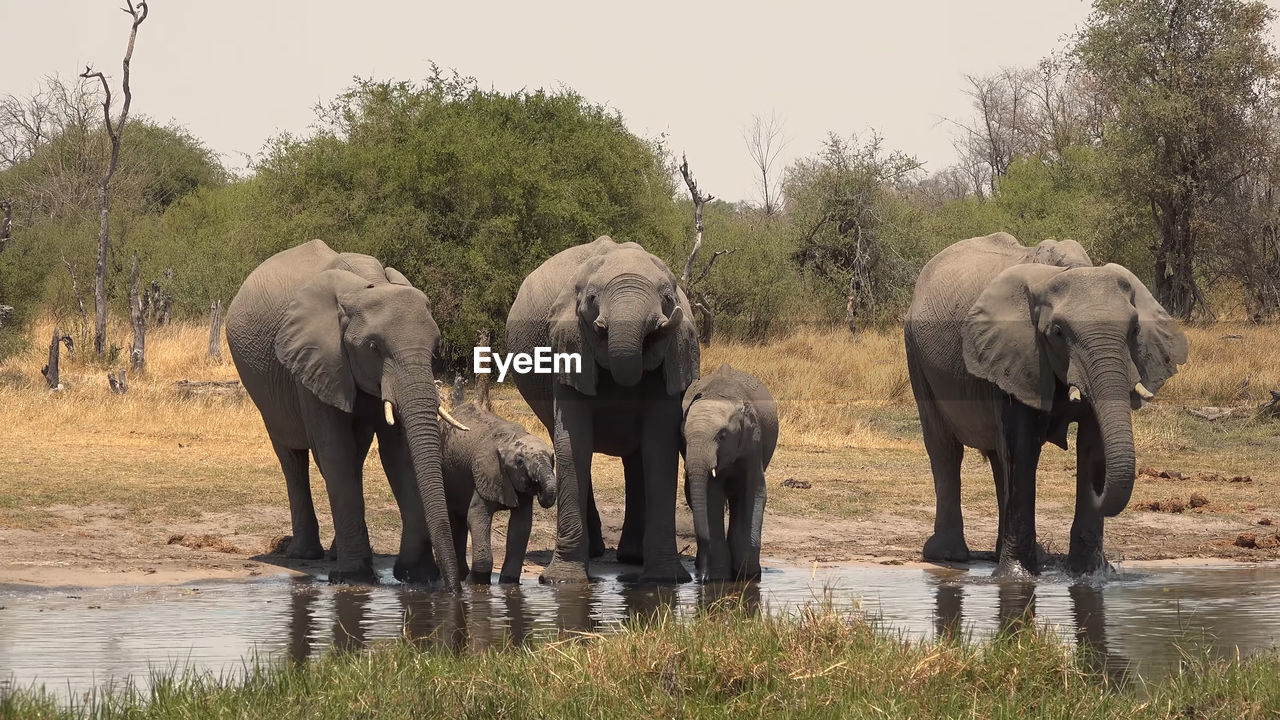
[616,544,644,566]
[992,557,1038,580]
[325,539,339,562]
[393,558,441,585]
[328,564,378,586]
[468,570,493,585]
[734,565,762,583]
[629,557,692,584]
[589,539,606,560]
[1066,551,1113,577]
[923,530,971,563]
[539,558,592,584]
[497,574,522,585]
[285,536,325,560]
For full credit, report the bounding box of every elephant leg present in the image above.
[921,429,968,563]
[466,493,497,585]
[727,467,765,581]
[616,451,647,565]
[541,391,594,584]
[988,450,1048,566]
[993,397,1046,578]
[584,477,606,559]
[273,439,323,560]
[500,498,534,584]
[450,508,469,581]
[375,425,438,584]
[1068,413,1110,575]
[637,392,692,584]
[302,396,376,585]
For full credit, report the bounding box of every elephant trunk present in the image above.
[535,461,557,509]
[685,450,715,557]
[1082,349,1137,517]
[394,365,461,591]
[602,277,654,387]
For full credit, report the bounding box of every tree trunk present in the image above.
[0,199,11,253]
[128,252,145,373]
[108,369,128,394]
[42,326,61,390]
[475,328,491,411]
[208,299,223,359]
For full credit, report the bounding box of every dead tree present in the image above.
[80,0,148,358]
[475,328,492,411]
[108,368,128,394]
[208,299,223,359]
[0,199,11,252]
[678,153,736,346]
[41,326,63,390]
[744,112,787,216]
[61,253,89,339]
[128,252,145,372]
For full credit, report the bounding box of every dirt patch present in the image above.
[1231,532,1280,550]
[166,534,243,554]
[1138,467,1253,483]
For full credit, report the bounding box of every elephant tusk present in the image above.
[438,404,470,431]
[384,401,395,426]
[1068,385,1082,402]
[710,467,716,480]
[594,316,607,331]
[1135,382,1154,400]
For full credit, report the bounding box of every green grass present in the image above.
[4,603,1279,719]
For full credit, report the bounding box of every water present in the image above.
[2,560,1279,702]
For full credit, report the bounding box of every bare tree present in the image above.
[80,0,148,358]
[61,253,89,340]
[678,153,736,345]
[474,328,492,410]
[128,252,145,372]
[0,200,10,253]
[744,111,787,215]
[208,300,223,359]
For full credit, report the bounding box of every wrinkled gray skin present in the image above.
[507,236,700,584]
[227,240,460,590]
[439,402,556,585]
[681,364,778,582]
[905,233,1188,577]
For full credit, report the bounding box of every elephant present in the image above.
[681,363,778,582]
[506,236,700,584]
[904,232,1188,577]
[439,401,556,585]
[226,239,469,589]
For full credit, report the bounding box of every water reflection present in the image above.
[3,561,1280,704]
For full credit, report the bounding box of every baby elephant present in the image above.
[441,402,556,584]
[681,364,778,582]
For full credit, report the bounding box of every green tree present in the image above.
[254,68,679,364]
[1072,0,1280,318]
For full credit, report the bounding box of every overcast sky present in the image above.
[3,1,1277,203]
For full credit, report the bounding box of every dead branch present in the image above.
[679,153,714,286]
[208,299,223,359]
[80,0,148,358]
[475,328,492,411]
[694,248,738,285]
[175,379,242,400]
[41,326,63,390]
[0,199,11,252]
[128,252,146,372]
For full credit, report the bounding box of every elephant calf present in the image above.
[441,402,556,584]
[681,364,778,582]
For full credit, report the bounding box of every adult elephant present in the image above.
[905,232,1187,577]
[507,236,699,584]
[227,239,468,589]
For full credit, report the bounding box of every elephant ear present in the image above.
[741,402,762,446]
[1102,263,1189,393]
[962,264,1071,411]
[275,269,367,412]
[474,442,520,509]
[663,288,701,397]
[548,257,606,396]
[384,266,413,287]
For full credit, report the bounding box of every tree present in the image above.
[81,0,149,357]
[678,153,734,345]
[744,111,787,215]
[1073,0,1280,319]
[785,132,924,329]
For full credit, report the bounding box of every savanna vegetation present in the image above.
[2,0,1280,715]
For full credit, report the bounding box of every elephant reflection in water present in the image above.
[287,582,322,664]
[462,585,536,650]
[552,586,599,635]
[620,584,680,625]
[333,587,374,652]
[929,576,1130,684]
[696,582,762,619]
[397,590,468,652]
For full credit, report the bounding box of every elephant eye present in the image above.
[1051,323,1064,338]
[515,454,524,466]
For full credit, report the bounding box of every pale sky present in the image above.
[3,1,1276,203]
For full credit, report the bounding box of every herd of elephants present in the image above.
[222,231,1188,592]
